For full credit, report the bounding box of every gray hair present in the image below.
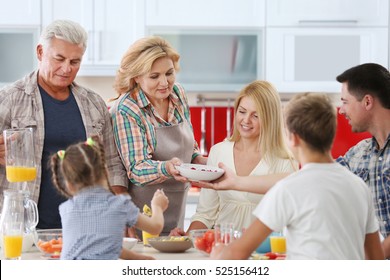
[39,19,88,53]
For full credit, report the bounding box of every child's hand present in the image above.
[151,189,169,212]
[169,227,186,236]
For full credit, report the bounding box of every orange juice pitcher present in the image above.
[3,128,37,193]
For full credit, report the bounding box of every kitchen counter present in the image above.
[15,242,209,260]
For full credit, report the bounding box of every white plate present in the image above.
[176,164,224,181]
[122,237,138,250]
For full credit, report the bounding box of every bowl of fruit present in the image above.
[189,229,215,256]
[176,164,224,181]
[148,236,193,253]
[33,229,63,259]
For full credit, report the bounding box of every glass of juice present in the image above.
[2,213,24,260]
[142,231,158,246]
[3,128,37,192]
[270,232,286,254]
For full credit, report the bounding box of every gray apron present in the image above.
[129,120,194,236]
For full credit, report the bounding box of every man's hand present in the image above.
[192,162,238,190]
[169,227,187,236]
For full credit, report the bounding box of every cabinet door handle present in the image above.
[298,20,358,25]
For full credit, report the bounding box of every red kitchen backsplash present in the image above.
[190,107,234,156]
[332,108,371,158]
[189,107,371,159]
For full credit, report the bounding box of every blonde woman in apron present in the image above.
[110,36,207,238]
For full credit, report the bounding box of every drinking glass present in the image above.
[214,223,234,245]
[3,128,37,193]
[142,231,159,246]
[2,210,24,260]
[270,232,286,254]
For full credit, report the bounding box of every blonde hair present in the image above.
[230,80,295,171]
[50,135,113,198]
[112,36,180,100]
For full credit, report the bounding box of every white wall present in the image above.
[75,76,117,103]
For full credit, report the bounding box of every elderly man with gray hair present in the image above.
[0,19,128,229]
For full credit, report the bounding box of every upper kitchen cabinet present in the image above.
[0,0,40,86]
[266,27,388,93]
[266,0,389,27]
[41,0,145,76]
[148,30,262,92]
[146,0,265,27]
[265,0,389,93]
[0,0,40,26]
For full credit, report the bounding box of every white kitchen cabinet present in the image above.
[42,0,145,76]
[266,27,388,93]
[267,0,388,27]
[146,0,265,27]
[0,0,40,26]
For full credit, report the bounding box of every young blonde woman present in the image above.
[171,80,298,235]
[110,36,207,238]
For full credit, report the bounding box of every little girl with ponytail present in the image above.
[51,135,168,260]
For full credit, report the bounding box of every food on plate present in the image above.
[190,167,218,172]
[161,236,190,242]
[251,252,286,260]
[251,253,270,260]
[176,164,224,181]
[264,252,277,260]
[148,236,193,253]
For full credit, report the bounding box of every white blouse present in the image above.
[190,140,297,231]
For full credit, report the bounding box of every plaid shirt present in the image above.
[111,83,200,186]
[337,135,390,238]
[0,71,128,208]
